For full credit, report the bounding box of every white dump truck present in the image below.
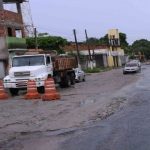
[3,53,77,95]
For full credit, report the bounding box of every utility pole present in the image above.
[73,29,80,66]
[34,27,38,50]
[85,29,92,61]
[85,29,94,69]
[22,1,34,36]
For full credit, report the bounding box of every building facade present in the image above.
[0,0,27,79]
[64,43,109,69]
[64,30,125,69]
[107,29,124,67]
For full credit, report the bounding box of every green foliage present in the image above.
[26,36,67,54]
[124,46,133,55]
[87,37,100,45]
[84,67,111,73]
[84,67,100,73]
[98,33,129,48]
[99,34,109,45]
[119,33,129,48]
[129,55,136,59]
[38,32,49,37]
[131,39,150,59]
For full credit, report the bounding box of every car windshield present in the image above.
[125,63,138,67]
[12,56,45,67]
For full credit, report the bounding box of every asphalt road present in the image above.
[0,66,145,150]
[59,65,150,150]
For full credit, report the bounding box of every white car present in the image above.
[123,61,141,74]
[74,68,86,82]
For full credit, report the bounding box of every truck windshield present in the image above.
[12,56,45,67]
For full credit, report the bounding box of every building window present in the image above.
[7,27,13,36]
[15,29,23,38]
[46,56,50,64]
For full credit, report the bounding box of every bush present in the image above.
[84,67,112,73]
[84,67,100,73]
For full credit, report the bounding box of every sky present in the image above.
[28,0,150,44]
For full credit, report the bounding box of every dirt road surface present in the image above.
[0,68,139,149]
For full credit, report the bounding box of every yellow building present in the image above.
[107,29,124,67]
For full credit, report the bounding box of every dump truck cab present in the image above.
[3,53,77,96]
[3,54,53,95]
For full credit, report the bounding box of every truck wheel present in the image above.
[70,73,75,85]
[37,86,45,94]
[65,75,71,87]
[9,88,19,96]
[60,75,71,88]
[71,78,75,85]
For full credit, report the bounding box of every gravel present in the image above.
[0,68,139,149]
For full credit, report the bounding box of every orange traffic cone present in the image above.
[0,80,8,100]
[42,78,60,101]
[24,80,41,100]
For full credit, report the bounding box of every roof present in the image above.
[13,54,46,58]
[64,43,109,52]
[3,0,26,3]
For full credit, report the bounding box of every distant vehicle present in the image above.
[123,60,141,74]
[129,59,141,67]
[74,68,86,82]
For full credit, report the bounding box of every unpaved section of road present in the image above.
[0,68,139,149]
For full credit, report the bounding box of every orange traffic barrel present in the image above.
[0,80,8,100]
[42,78,60,101]
[24,80,41,100]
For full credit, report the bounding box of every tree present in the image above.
[38,32,49,37]
[99,33,129,47]
[131,39,150,59]
[124,45,133,55]
[87,37,100,45]
[26,36,67,54]
[99,34,109,45]
[119,33,128,48]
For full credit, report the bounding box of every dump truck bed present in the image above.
[53,56,77,71]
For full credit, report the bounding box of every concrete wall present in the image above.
[108,29,120,39]
[0,61,5,79]
[0,37,8,60]
[80,56,88,69]
[95,54,104,67]
[0,37,8,78]
[0,26,6,36]
[103,54,108,67]
[0,10,24,37]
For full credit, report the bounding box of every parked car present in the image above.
[74,68,86,82]
[123,60,141,74]
[130,59,141,67]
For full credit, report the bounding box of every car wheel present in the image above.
[123,71,126,75]
[60,75,71,87]
[82,75,86,82]
[78,77,81,82]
